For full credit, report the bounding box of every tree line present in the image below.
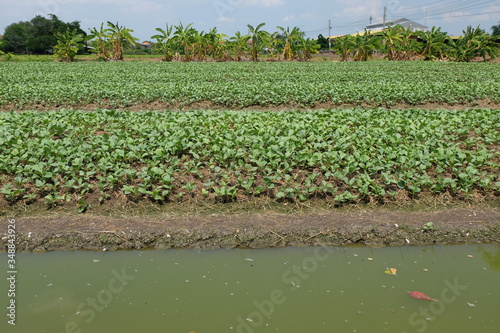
[331,25,499,62]
[1,14,499,62]
[0,14,85,54]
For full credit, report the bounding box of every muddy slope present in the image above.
[1,208,498,252]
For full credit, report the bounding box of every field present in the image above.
[0,61,499,215]
[0,61,499,109]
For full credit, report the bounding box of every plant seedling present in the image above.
[422,222,436,232]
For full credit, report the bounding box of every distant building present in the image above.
[325,17,428,43]
[139,41,153,49]
[366,18,428,32]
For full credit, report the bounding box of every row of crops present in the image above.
[0,108,498,209]
[0,61,499,108]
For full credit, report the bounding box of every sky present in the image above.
[1,0,499,41]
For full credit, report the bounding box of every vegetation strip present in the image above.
[0,108,498,211]
[1,16,498,63]
[0,62,499,109]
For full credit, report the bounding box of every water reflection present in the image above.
[478,244,500,270]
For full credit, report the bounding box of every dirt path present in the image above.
[1,208,498,252]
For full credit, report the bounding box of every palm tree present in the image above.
[352,29,381,61]
[331,35,354,61]
[151,23,175,61]
[106,21,138,61]
[247,23,269,62]
[87,23,110,60]
[228,31,250,61]
[415,26,448,61]
[53,28,84,62]
[172,22,196,61]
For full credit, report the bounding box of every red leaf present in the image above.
[408,291,437,301]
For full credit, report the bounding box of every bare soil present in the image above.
[1,99,499,113]
[1,206,498,252]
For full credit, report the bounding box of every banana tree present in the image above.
[247,23,269,62]
[151,23,175,61]
[396,26,421,60]
[192,30,208,61]
[267,31,284,60]
[492,21,500,36]
[53,28,84,62]
[87,23,110,60]
[415,26,448,61]
[352,29,381,61]
[228,31,250,61]
[297,37,320,61]
[277,26,302,60]
[331,35,354,61]
[205,28,228,61]
[448,26,499,62]
[106,21,138,61]
[172,22,196,61]
[463,26,499,61]
[476,34,499,61]
[382,24,403,60]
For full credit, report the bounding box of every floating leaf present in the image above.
[384,268,397,275]
[408,291,437,301]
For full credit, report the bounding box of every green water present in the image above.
[1,244,499,333]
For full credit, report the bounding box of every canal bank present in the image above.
[1,208,498,252]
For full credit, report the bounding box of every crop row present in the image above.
[0,108,498,209]
[0,62,499,108]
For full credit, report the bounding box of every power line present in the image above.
[394,0,496,19]
[424,9,500,20]
[425,0,496,17]
[394,0,476,16]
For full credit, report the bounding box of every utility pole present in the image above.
[328,19,331,53]
[382,6,387,30]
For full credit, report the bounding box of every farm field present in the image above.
[0,61,498,248]
[0,61,499,110]
[0,107,498,211]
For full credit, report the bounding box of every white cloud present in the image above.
[65,0,163,10]
[242,0,285,7]
[339,1,382,21]
[282,13,314,23]
[217,16,236,23]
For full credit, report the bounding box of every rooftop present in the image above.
[366,17,428,32]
